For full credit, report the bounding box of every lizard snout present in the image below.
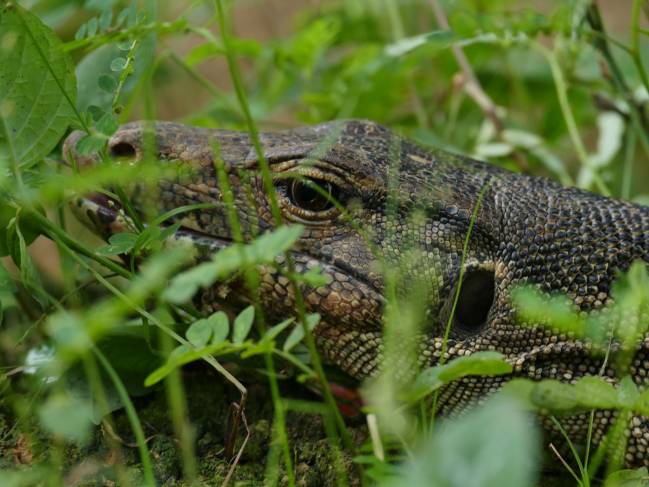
[62,130,96,167]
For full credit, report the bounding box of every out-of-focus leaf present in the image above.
[162,225,304,304]
[0,468,49,487]
[283,313,320,352]
[404,352,512,403]
[263,318,295,342]
[0,4,76,167]
[384,30,453,57]
[38,392,94,444]
[604,467,649,487]
[589,111,625,167]
[383,397,539,487]
[95,232,138,255]
[233,305,255,344]
[297,266,332,287]
[186,318,212,347]
[207,311,229,344]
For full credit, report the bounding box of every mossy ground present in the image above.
[1,367,367,486]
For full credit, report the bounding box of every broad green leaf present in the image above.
[384,397,539,487]
[0,4,76,167]
[162,225,304,304]
[38,392,93,444]
[95,232,138,255]
[405,352,512,403]
[283,313,320,352]
[233,305,255,344]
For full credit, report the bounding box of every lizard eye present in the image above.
[453,269,495,334]
[288,179,339,213]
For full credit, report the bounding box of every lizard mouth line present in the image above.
[76,193,384,301]
[75,193,233,251]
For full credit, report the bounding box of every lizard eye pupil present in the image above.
[453,269,495,333]
[288,179,337,212]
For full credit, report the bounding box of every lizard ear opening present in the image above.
[109,141,137,160]
[452,268,495,334]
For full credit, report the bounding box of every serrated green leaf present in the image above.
[233,305,254,344]
[0,4,77,167]
[95,232,138,256]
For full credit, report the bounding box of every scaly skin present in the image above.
[64,120,649,466]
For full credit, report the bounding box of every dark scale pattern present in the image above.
[63,119,649,467]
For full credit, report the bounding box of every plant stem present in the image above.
[535,42,610,196]
[93,348,157,487]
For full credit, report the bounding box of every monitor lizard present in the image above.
[63,119,649,467]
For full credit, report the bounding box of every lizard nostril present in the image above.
[109,141,137,159]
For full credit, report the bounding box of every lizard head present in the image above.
[62,120,649,396]
[62,119,511,382]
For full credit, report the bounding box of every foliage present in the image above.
[1,0,649,486]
